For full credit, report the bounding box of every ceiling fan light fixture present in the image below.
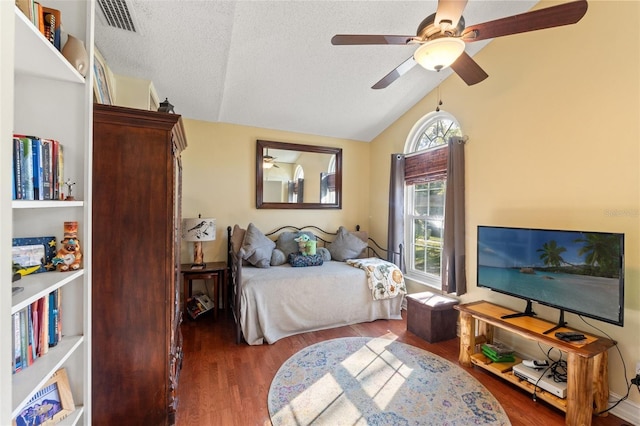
[413,37,465,71]
[263,160,274,169]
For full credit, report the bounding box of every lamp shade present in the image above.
[182,218,216,242]
[413,37,465,71]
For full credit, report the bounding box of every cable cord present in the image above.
[576,316,632,416]
[537,315,632,416]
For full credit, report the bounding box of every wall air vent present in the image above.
[97,0,138,32]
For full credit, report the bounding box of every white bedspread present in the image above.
[240,261,403,345]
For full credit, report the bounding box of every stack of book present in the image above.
[12,134,64,201]
[481,342,515,363]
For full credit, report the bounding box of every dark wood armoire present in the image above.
[92,104,187,425]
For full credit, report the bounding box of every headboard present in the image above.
[226,224,403,267]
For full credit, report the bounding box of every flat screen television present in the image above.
[477,225,624,333]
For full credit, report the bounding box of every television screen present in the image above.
[477,226,624,327]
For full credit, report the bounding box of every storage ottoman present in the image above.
[407,292,459,343]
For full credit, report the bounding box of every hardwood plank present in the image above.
[176,310,625,426]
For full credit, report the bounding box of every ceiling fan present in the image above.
[331,0,588,89]
[263,150,279,169]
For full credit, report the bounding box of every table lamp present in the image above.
[182,215,216,267]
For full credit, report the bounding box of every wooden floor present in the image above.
[176,309,629,426]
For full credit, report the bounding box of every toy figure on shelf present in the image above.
[64,179,76,201]
[52,221,82,271]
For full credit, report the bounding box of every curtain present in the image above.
[442,136,466,295]
[387,154,405,270]
[297,178,304,203]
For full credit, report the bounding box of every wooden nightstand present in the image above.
[181,262,227,319]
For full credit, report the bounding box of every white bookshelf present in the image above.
[1,2,94,424]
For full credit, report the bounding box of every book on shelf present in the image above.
[15,0,33,21]
[27,304,35,366]
[16,136,34,200]
[13,312,22,373]
[41,138,55,200]
[48,290,59,347]
[42,7,61,50]
[31,136,43,200]
[56,142,64,200]
[19,310,28,371]
[12,137,23,200]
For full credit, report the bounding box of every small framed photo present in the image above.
[93,47,113,105]
[12,236,57,273]
[14,368,75,426]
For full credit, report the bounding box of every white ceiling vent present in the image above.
[97,0,138,32]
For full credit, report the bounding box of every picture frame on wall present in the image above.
[13,368,75,426]
[93,48,113,105]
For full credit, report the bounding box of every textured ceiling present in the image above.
[95,1,538,142]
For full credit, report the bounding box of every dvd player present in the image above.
[512,363,567,398]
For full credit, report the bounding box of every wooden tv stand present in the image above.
[455,301,615,426]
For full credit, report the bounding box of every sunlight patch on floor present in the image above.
[275,336,414,424]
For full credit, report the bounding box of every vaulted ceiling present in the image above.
[95,1,538,142]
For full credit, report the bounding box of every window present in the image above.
[288,165,305,202]
[404,111,462,287]
[320,156,336,204]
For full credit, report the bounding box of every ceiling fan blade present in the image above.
[450,51,488,86]
[331,34,415,45]
[435,0,468,30]
[372,56,417,89]
[461,0,588,42]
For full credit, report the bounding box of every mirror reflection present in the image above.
[256,140,342,209]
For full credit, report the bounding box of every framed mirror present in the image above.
[256,140,342,209]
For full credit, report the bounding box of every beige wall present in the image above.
[369,1,639,407]
[180,121,370,263]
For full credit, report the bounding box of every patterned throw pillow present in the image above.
[288,253,324,267]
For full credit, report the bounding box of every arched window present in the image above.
[404,111,462,287]
[321,156,336,204]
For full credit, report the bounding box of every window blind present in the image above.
[404,145,448,185]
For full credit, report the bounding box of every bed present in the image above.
[226,224,405,345]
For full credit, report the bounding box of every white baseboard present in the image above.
[606,393,639,425]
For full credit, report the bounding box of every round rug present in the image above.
[268,337,511,425]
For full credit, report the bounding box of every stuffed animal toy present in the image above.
[52,222,82,271]
[52,237,83,271]
[294,234,311,256]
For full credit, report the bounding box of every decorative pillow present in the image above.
[275,231,317,258]
[231,224,246,254]
[327,226,368,261]
[317,247,331,261]
[351,230,369,258]
[231,224,249,266]
[288,253,324,267]
[270,248,287,266]
[239,223,275,268]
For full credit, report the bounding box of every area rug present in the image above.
[268,337,511,425]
